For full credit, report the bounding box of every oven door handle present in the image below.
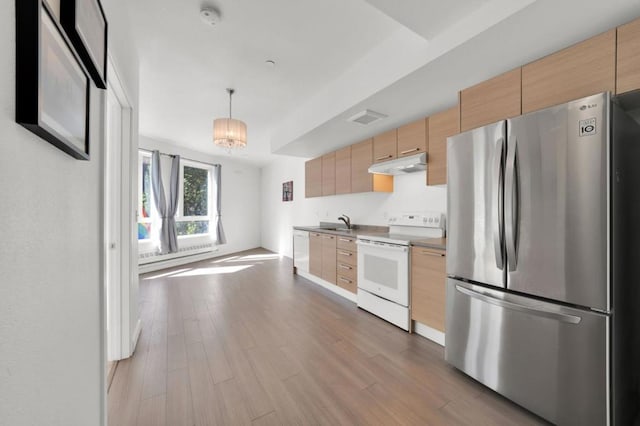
[356,239,408,252]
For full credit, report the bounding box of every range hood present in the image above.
[368,152,427,175]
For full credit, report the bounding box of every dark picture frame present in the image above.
[282,181,293,202]
[16,1,91,160]
[60,0,108,89]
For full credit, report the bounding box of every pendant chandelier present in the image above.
[213,88,247,149]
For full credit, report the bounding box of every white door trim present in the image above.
[104,55,136,361]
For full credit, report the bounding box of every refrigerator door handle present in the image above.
[505,138,519,271]
[493,137,505,270]
[455,284,582,324]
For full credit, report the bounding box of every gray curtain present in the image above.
[151,150,180,254]
[213,164,227,244]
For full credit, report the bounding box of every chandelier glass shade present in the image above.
[214,89,247,149]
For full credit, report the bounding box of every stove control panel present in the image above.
[388,212,444,228]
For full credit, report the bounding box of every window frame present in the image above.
[137,150,153,241]
[175,159,213,238]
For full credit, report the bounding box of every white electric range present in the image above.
[356,212,445,331]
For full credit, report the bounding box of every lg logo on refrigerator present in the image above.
[579,117,597,137]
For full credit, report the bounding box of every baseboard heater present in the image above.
[138,242,215,265]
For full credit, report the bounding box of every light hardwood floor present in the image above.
[108,248,547,425]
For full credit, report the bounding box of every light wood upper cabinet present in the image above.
[305,157,322,198]
[522,30,616,114]
[460,68,522,132]
[617,18,640,94]
[397,118,428,157]
[351,139,374,193]
[321,153,336,196]
[335,146,351,195]
[427,106,460,186]
[373,129,398,163]
[309,232,323,277]
[411,247,446,332]
[321,234,337,285]
[351,139,393,194]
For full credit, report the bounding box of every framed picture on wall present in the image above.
[282,181,293,202]
[16,1,91,160]
[61,0,108,89]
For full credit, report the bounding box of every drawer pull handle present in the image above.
[400,148,420,154]
[338,264,352,270]
[339,277,353,284]
[323,235,334,239]
[338,251,352,256]
[339,238,352,242]
[421,251,445,257]
[376,154,393,161]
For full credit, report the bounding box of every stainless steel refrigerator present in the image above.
[445,91,640,425]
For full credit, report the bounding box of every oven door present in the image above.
[357,239,409,306]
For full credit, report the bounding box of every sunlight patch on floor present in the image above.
[143,268,191,280]
[170,264,254,277]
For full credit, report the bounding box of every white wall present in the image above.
[0,1,140,425]
[2,3,94,426]
[260,155,446,258]
[139,136,262,258]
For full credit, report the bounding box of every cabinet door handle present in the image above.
[400,148,420,154]
[338,251,352,256]
[421,250,445,257]
[376,154,393,161]
[339,277,353,284]
[338,264,352,270]
[338,238,352,242]
[323,235,334,239]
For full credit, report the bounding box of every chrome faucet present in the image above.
[338,214,352,230]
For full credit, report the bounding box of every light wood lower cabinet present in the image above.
[321,234,337,284]
[309,232,323,277]
[411,247,446,332]
[336,236,357,294]
[310,232,357,292]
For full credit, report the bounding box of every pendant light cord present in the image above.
[227,88,234,119]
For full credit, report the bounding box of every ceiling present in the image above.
[112,0,640,166]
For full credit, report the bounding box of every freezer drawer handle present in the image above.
[455,285,581,324]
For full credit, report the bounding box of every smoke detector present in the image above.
[200,7,221,26]
[347,109,387,125]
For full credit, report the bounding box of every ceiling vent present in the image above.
[347,109,387,125]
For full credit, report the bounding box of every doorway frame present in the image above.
[104,55,137,362]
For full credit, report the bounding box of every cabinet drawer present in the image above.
[337,262,357,280]
[336,236,357,251]
[336,249,357,266]
[337,275,357,294]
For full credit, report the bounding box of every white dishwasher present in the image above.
[293,230,309,273]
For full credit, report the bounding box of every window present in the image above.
[137,151,212,240]
[137,152,152,240]
[177,163,211,236]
